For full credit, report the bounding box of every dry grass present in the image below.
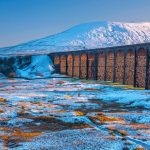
[0,109,4,113]
[64,95,73,99]
[17,110,25,116]
[134,147,145,150]
[0,98,6,101]
[90,113,124,124]
[74,111,85,116]
[107,126,128,136]
[12,131,42,139]
[84,88,98,91]
[56,81,65,84]
[128,123,150,129]
[117,130,128,136]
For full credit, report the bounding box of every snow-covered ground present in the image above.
[0,76,149,149]
[0,21,150,55]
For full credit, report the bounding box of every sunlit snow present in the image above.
[0,21,150,56]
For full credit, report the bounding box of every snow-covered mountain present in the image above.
[1,21,150,56]
[1,21,150,79]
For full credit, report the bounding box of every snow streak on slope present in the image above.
[15,55,54,79]
[1,21,150,55]
[0,55,54,79]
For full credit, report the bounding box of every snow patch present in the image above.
[15,55,54,79]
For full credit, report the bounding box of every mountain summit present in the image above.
[1,21,150,55]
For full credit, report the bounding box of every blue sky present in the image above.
[0,0,150,48]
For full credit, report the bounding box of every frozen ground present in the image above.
[0,75,150,150]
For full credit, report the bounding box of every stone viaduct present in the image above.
[49,43,150,89]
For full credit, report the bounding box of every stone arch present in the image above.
[88,53,95,79]
[67,54,73,76]
[80,54,87,79]
[125,49,135,85]
[136,48,146,87]
[74,55,80,77]
[106,50,114,81]
[60,55,67,74]
[54,55,60,73]
[116,50,124,83]
[54,55,60,65]
[98,52,105,80]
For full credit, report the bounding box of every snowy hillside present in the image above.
[1,21,150,55]
[1,21,150,79]
[0,55,54,79]
[15,55,54,79]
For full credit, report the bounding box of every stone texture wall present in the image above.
[54,55,60,73]
[56,44,150,89]
[88,54,94,79]
[73,55,79,78]
[98,52,105,80]
[67,55,73,76]
[60,55,66,74]
[115,50,124,83]
[106,51,114,81]
[80,54,87,79]
[125,50,135,85]
[136,49,146,87]
[54,55,60,65]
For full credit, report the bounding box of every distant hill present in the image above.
[1,21,150,55]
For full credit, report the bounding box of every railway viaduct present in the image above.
[49,43,150,89]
